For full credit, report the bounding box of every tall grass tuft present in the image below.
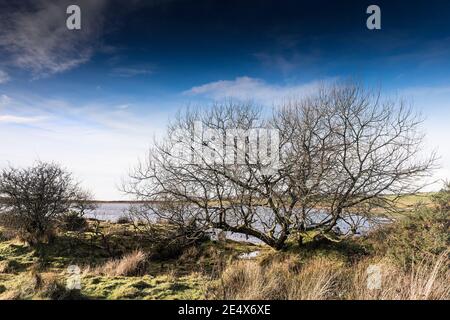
[208,256,342,300]
[345,251,449,300]
[208,252,449,300]
[94,250,147,277]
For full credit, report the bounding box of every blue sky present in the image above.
[0,0,450,199]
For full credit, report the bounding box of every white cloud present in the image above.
[0,70,10,84]
[0,0,107,77]
[0,115,46,124]
[184,76,327,105]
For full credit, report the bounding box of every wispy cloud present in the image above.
[0,115,46,124]
[0,92,168,199]
[0,94,47,124]
[184,76,327,104]
[0,94,12,107]
[0,70,10,84]
[111,67,153,77]
[0,0,108,78]
[398,85,450,97]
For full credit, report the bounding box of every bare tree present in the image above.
[0,161,94,244]
[124,84,437,249]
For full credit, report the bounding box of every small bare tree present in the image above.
[124,84,436,249]
[0,161,94,244]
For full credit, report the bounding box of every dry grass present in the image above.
[346,252,450,300]
[0,261,8,273]
[93,250,147,277]
[208,256,342,300]
[208,251,449,300]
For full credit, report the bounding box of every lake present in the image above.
[86,202,388,244]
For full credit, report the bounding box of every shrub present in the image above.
[0,228,17,241]
[128,204,210,260]
[432,182,450,212]
[132,219,208,260]
[116,216,131,224]
[0,162,95,245]
[58,212,88,232]
[369,208,449,267]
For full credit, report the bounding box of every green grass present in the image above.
[0,191,446,300]
[0,222,264,300]
[80,274,205,300]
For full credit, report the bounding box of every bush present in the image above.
[149,232,209,260]
[58,212,88,232]
[0,228,16,241]
[116,216,131,224]
[432,182,450,212]
[368,207,449,267]
[131,217,209,260]
[0,162,94,245]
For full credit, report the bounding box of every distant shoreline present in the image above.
[88,200,162,204]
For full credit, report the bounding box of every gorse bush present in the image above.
[432,182,450,212]
[369,188,449,268]
[371,209,448,267]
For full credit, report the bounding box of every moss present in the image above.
[0,241,37,273]
[0,220,262,300]
[78,274,205,300]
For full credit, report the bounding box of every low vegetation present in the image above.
[0,186,448,300]
[0,162,95,245]
[0,217,264,300]
[207,250,449,300]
